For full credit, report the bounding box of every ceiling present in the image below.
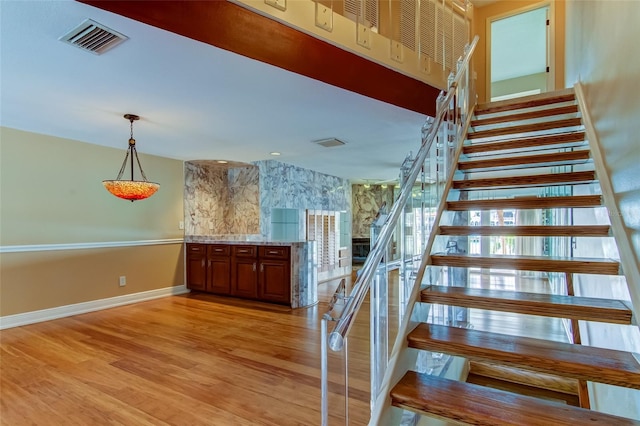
[0,1,431,184]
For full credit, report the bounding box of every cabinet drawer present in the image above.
[208,244,230,256]
[233,245,257,257]
[259,246,290,260]
[187,243,206,254]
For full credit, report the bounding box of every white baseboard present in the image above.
[0,285,190,330]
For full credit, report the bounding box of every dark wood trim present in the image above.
[78,0,440,116]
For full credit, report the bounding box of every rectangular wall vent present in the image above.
[59,19,128,55]
[312,138,347,148]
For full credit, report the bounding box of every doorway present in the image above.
[488,4,552,101]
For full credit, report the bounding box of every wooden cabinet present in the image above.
[187,244,231,295]
[186,244,207,291]
[187,243,291,306]
[258,246,290,304]
[207,245,231,295]
[231,245,258,299]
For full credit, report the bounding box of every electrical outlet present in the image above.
[179,221,184,230]
[208,222,214,230]
[119,276,126,287]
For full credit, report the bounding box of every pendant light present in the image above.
[102,114,160,202]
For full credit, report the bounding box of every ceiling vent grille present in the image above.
[313,138,347,148]
[59,19,128,55]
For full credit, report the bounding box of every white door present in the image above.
[489,4,552,101]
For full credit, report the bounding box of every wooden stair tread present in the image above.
[466,373,581,407]
[421,285,632,324]
[463,132,586,155]
[453,170,596,189]
[467,118,582,139]
[471,104,579,127]
[469,361,579,395]
[407,323,640,389]
[458,149,591,170]
[391,371,640,425]
[475,89,576,116]
[430,253,620,275]
[447,195,602,211]
[439,225,611,237]
[468,118,583,140]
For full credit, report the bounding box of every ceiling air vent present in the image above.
[59,19,128,55]
[313,138,346,148]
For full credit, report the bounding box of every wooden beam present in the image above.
[77,0,440,116]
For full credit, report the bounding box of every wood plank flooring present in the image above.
[0,269,572,425]
[0,283,371,426]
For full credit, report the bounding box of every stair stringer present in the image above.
[575,82,640,325]
[573,82,640,418]
[369,119,471,426]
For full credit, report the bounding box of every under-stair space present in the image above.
[381,89,640,425]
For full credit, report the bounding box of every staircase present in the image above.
[379,89,640,425]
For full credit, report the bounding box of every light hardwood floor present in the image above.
[0,269,565,425]
[0,277,370,426]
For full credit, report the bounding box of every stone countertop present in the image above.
[185,236,309,245]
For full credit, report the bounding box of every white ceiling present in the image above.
[0,1,429,184]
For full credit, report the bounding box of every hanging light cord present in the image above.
[113,117,150,182]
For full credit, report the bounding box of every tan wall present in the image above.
[472,0,565,103]
[1,245,184,316]
[0,127,185,316]
[0,128,185,245]
[565,0,640,419]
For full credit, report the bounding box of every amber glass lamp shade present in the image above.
[102,180,159,201]
[103,114,160,202]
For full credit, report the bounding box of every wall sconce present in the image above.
[102,114,159,202]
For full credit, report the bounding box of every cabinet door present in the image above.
[259,259,290,304]
[186,245,207,291]
[231,258,258,299]
[207,257,231,295]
